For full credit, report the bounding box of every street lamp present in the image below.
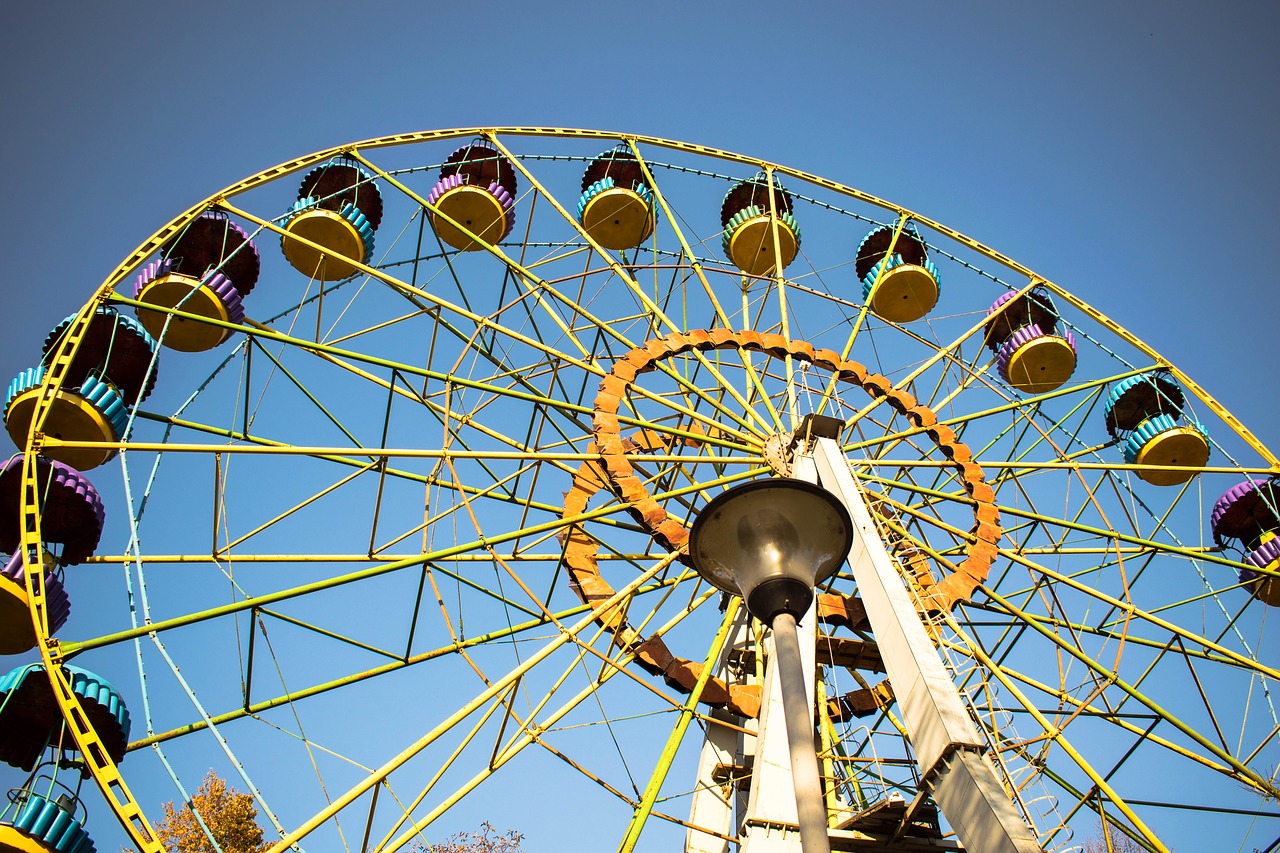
[688,478,853,853]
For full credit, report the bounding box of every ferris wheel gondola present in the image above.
[1,128,1275,853]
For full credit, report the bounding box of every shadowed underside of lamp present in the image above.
[688,477,853,624]
[687,476,853,853]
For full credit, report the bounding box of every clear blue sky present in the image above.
[1,3,1277,852]
[3,2,1276,433]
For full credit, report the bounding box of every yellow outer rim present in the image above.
[23,125,1279,853]
[66,126,1272,466]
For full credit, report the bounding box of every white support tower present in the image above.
[687,612,753,853]
[685,600,820,853]
[738,594,820,853]
[808,437,1043,853]
[686,437,1046,853]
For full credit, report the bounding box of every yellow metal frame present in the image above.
[21,127,1277,852]
[78,126,1272,470]
[19,300,163,853]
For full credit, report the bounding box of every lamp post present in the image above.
[688,478,853,853]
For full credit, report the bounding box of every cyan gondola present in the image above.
[577,145,655,250]
[5,308,157,470]
[42,308,158,406]
[0,663,132,853]
[1103,373,1209,485]
[281,158,381,281]
[4,368,126,471]
[0,664,130,772]
[855,223,940,322]
[720,173,800,276]
[0,789,97,853]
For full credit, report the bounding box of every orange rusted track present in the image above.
[558,330,1002,717]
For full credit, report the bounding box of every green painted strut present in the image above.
[617,598,741,853]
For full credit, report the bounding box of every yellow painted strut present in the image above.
[19,301,163,853]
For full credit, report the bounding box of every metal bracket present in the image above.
[789,414,844,454]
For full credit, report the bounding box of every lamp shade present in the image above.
[688,478,853,623]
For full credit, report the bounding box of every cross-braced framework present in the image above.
[7,129,1278,853]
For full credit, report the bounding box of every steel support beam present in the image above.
[738,596,820,853]
[733,453,826,853]
[807,438,1043,853]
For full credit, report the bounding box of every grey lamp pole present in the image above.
[687,479,853,853]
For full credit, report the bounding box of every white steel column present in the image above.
[687,611,752,853]
[738,600,818,853]
[808,437,1044,853]
[738,454,822,853]
[684,603,819,853]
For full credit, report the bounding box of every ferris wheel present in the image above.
[0,128,1275,853]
